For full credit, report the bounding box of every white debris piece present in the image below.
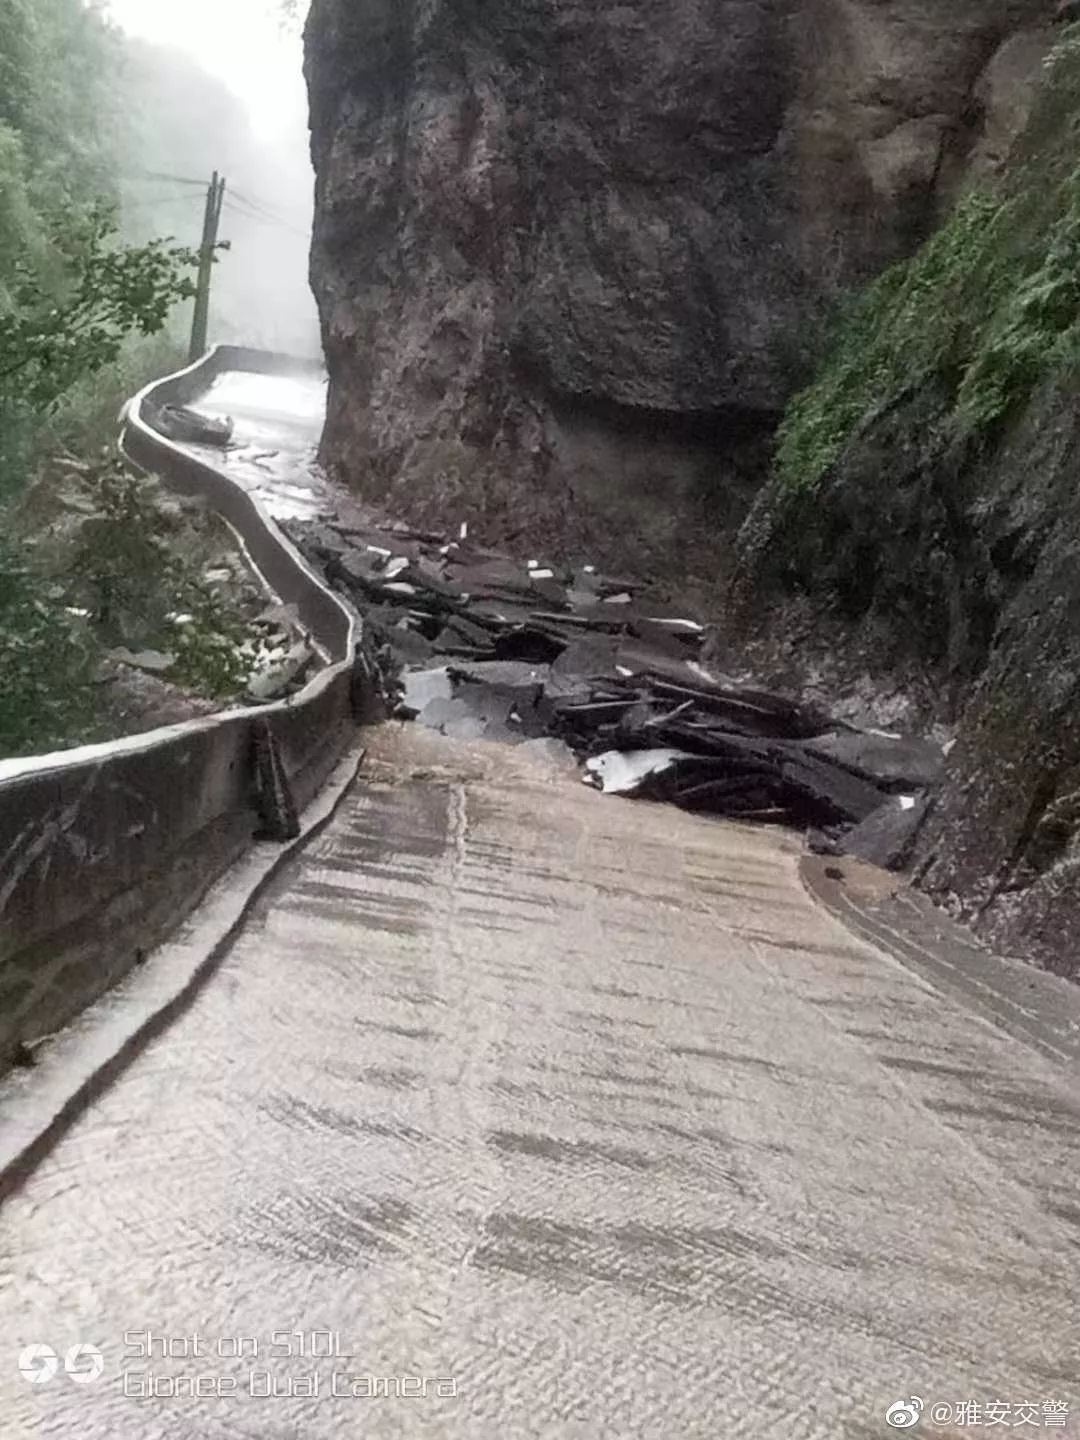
[584,748,691,795]
[645,617,705,632]
[384,582,418,596]
[686,661,721,685]
[400,667,453,715]
[459,521,469,540]
[583,564,596,574]
[529,568,555,581]
[603,592,633,605]
[616,665,634,677]
[385,556,410,578]
[366,544,393,558]
[527,560,540,570]
[899,795,917,811]
[245,642,315,702]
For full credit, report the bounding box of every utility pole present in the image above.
[189,171,227,362]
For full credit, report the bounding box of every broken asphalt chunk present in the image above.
[837,793,933,870]
[803,729,946,791]
[398,667,453,717]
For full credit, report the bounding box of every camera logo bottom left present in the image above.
[18,1343,104,1386]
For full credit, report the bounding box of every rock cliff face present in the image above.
[304,0,1053,575]
[915,382,1080,975]
[728,25,1080,977]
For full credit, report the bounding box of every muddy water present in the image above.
[0,726,1078,1438]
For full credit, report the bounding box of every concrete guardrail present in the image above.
[0,346,372,1072]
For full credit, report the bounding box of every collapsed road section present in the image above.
[282,509,945,871]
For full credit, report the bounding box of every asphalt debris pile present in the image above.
[287,515,945,867]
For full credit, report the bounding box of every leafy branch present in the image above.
[0,205,198,411]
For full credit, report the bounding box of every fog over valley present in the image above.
[108,0,319,356]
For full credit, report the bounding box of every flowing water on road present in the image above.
[186,368,332,521]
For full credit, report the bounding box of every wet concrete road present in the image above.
[1,724,1079,1439]
[184,369,332,521]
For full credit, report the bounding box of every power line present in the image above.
[130,169,210,188]
[222,194,278,226]
[124,170,311,238]
[132,171,303,215]
[229,187,311,235]
[228,186,291,221]
[130,171,307,230]
[121,194,206,213]
[123,184,208,195]
[221,197,310,242]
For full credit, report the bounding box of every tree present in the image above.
[0,531,96,755]
[1,0,199,492]
[0,206,198,413]
[0,0,122,220]
[1,0,202,754]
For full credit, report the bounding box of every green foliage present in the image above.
[0,123,35,291]
[0,0,282,756]
[63,462,256,702]
[39,332,187,459]
[954,183,1080,432]
[0,207,197,414]
[64,462,187,642]
[0,1,199,501]
[774,193,1003,492]
[169,598,253,700]
[1,456,289,756]
[0,0,122,299]
[775,25,1080,497]
[0,0,121,216]
[0,534,97,756]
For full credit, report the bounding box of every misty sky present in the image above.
[105,0,308,141]
[106,0,319,351]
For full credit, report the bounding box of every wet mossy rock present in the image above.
[739,27,1080,975]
